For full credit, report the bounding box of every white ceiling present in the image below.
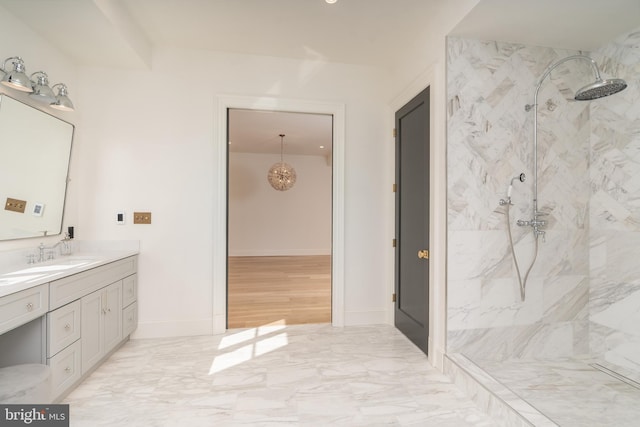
[450,0,640,51]
[1,0,638,155]
[0,0,451,69]
[3,0,638,71]
[228,109,332,158]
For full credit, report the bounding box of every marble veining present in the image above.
[446,26,640,374]
[589,26,640,373]
[474,356,640,427]
[447,36,591,360]
[64,324,499,426]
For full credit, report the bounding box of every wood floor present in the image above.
[227,255,331,328]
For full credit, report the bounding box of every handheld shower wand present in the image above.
[500,173,526,205]
[507,173,526,198]
[500,172,534,302]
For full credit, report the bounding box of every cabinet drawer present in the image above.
[122,274,137,308]
[122,302,138,337]
[50,256,137,310]
[47,300,81,357]
[0,284,49,335]
[48,339,81,400]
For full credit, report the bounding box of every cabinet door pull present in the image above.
[64,323,71,331]
[26,302,34,311]
[64,366,71,373]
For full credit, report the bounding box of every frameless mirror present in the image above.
[0,94,74,240]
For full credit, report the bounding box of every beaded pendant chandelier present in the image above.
[267,134,297,191]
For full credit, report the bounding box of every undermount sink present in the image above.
[0,256,101,285]
[0,273,47,286]
[46,257,99,267]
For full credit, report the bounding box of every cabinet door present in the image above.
[103,281,122,354]
[81,290,103,375]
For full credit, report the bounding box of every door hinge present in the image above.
[392,238,396,248]
[392,293,396,302]
[393,183,397,193]
[393,128,397,138]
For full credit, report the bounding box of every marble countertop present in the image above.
[0,241,139,299]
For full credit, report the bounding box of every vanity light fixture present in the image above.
[0,57,33,92]
[50,84,74,111]
[0,56,75,111]
[29,72,57,104]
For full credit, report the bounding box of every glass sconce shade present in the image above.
[1,57,33,92]
[50,83,74,111]
[29,72,57,103]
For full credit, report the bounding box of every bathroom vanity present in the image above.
[0,246,138,402]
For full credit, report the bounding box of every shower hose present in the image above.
[505,202,538,302]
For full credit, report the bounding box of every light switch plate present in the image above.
[5,197,27,213]
[116,211,126,225]
[133,212,152,224]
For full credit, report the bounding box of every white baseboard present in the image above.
[132,318,213,339]
[344,310,388,326]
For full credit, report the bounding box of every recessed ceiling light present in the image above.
[326,0,337,4]
[319,145,325,149]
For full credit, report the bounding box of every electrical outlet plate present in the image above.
[5,197,27,213]
[133,212,152,224]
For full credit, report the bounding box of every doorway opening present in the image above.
[226,108,333,328]
[213,95,345,334]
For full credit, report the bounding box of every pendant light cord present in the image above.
[279,134,285,163]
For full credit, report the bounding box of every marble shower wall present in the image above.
[589,28,640,374]
[446,37,592,360]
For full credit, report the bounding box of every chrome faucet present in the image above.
[38,243,46,262]
[517,210,548,242]
[35,233,72,263]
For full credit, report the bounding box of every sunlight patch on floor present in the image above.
[209,320,289,374]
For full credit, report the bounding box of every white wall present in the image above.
[74,47,393,337]
[228,152,331,256]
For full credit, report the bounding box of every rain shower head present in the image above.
[575,78,627,101]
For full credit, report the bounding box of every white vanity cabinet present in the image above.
[81,281,122,374]
[0,249,138,403]
[45,255,138,401]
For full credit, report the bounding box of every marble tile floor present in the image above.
[474,357,640,427]
[64,324,499,426]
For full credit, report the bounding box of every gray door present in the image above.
[394,87,430,355]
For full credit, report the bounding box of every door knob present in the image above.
[417,249,429,259]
